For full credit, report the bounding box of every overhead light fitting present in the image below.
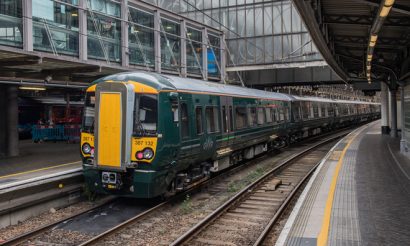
[367,55,373,61]
[380,0,395,17]
[384,0,395,6]
[380,6,392,17]
[19,86,46,91]
[370,35,378,42]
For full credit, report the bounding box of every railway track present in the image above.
[79,130,347,246]
[170,134,340,245]
[1,128,351,246]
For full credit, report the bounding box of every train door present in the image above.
[179,95,193,160]
[220,96,234,147]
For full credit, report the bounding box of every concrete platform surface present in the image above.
[0,140,81,188]
[277,121,410,246]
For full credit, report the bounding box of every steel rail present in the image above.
[169,131,347,246]
[77,130,349,245]
[253,152,323,245]
[3,125,357,246]
[1,196,117,246]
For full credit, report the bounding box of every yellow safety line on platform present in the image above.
[0,161,81,180]
[316,129,361,246]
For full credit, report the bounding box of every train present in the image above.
[80,71,380,198]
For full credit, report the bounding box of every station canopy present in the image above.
[293,0,410,88]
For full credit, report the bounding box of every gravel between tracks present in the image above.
[0,199,100,242]
[94,147,304,245]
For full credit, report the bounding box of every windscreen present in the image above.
[134,94,158,136]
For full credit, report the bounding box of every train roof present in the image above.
[93,72,379,105]
[293,96,379,105]
[94,72,293,101]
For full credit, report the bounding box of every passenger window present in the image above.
[275,108,280,122]
[229,106,234,131]
[313,104,319,118]
[285,108,290,121]
[181,103,189,138]
[279,108,285,121]
[302,102,310,119]
[195,107,203,135]
[235,106,247,129]
[222,106,228,133]
[328,105,334,116]
[257,108,265,125]
[293,105,300,121]
[265,108,272,123]
[206,106,219,133]
[248,107,257,126]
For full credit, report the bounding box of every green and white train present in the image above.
[80,72,380,198]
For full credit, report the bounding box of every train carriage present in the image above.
[80,71,380,199]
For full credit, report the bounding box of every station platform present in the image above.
[277,121,410,246]
[0,140,81,189]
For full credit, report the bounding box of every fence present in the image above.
[32,125,81,143]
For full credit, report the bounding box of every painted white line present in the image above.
[0,168,82,191]
[387,142,410,180]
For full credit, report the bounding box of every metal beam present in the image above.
[324,14,410,28]
[202,28,208,81]
[154,10,161,73]
[121,0,129,67]
[292,0,349,82]
[353,0,410,16]
[333,35,409,47]
[226,60,328,72]
[41,66,101,75]
[0,58,41,67]
[22,0,33,52]
[180,20,187,77]
[79,0,87,61]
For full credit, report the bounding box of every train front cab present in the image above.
[81,81,173,198]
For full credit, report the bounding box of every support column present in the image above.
[220,32,226,83]
[154,10,161,73]
[180,20,187,77]
[79,0,87,61]
[0,86,7,157]
[7,86,19,157]
[22,0,33,51]
[390,89,398,138]
[202,28,208,81]
[0,86,19,157]
[121,0,129,67]
[400,85,408,153]
[381,82,390,134]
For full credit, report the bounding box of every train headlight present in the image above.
[143,148,154,159]
[82,143,91,154]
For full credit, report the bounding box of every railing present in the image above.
[32,124,81,143]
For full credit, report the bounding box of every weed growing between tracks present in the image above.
[227,166,265,193]
[180,195,193,214]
